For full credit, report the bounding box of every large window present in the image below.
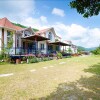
[40,43,44,50]
[7,31,13,47]
[16,35,20,48]
[48,32,52,40]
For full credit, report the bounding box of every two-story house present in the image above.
[0,17,69,55]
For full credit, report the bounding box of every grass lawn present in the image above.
[0,55,100,100]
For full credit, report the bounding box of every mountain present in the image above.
[12,22,39,32]
[77,46,96,51]
[85,47,96,51]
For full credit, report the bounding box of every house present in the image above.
[0,17,69,56]
[61,40,78,54]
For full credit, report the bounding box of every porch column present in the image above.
[59,43,60,51]
[15,34,16,55]
[46,41,48,54]
[25,40,27,54]
[65,46,66,51]
[63,46,64,52]
[35,37,38,55]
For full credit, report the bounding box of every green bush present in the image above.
[57,52,62,59]
[0,54,4,60]
[91,46,100,55]
[43,57,49,61]
[29,57,39,63]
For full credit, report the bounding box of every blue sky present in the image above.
[0,0,100,48]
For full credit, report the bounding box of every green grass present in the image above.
[0,55,100,100]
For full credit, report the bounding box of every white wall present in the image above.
[55,36,61,41]
[46,31,55,42]
[61,45,78,54]
[61,46,70,52]
[38,41,47,54]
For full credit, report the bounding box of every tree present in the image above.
[70,0,100,18]
[91,46,100,55]
[0,31,13,60]
[77,46,85,53]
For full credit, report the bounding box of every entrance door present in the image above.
[28,43,33,54]
[48,45,53,54]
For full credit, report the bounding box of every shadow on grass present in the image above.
[30,63,100,100]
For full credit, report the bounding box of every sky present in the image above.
[0,0,100,48]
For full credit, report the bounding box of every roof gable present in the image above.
[0,17,23,31]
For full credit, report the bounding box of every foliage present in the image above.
[0,54,4,60]
[70,0,100,18]
[29,57,39,63]
[91,46,100,55]
[77,46,85,53]
[0,54,11,62]
[1,31,13,55]
[7,31,13,51]
[12,22,39,32]
[43,57,50,61]
[57,52,62,59]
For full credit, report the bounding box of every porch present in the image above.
[16,34,49,55]
[15,35,70,56]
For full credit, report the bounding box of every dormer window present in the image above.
[24,30,31,37]
[48,32,52,40]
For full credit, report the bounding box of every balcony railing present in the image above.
[0,47,60,55]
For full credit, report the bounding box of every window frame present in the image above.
[40,43,44,50]
[7,31,13,47]
[48,32,52,40]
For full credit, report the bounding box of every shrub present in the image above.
[29,57,39,63]
[57,52,62,59]
[91,46,100,55]
[43,57,49,61]
[0,54,4,60]
[22,57,26,61]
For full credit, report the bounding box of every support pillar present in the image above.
[35,37,38,55]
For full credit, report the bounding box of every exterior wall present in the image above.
[55,36,61,41]
[71,46,78,54]
[61,45,78,54]
[38,41,47,54]
[46,31,55,42]
[61,46,70,52]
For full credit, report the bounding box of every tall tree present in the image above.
[70,0,100,18]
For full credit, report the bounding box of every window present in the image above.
[17,35,20,48]
[48,32,52,40]
[24,30,31,37]
[7,31,13,47]
[40,43,44,50]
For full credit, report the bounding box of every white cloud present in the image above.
[21,17,100,48]
[0,0,35,22]
[40,16,48,23]
[0,0,99,48]
[20,16,48,29]
[52,8,65,17]
[51,23,100,48]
